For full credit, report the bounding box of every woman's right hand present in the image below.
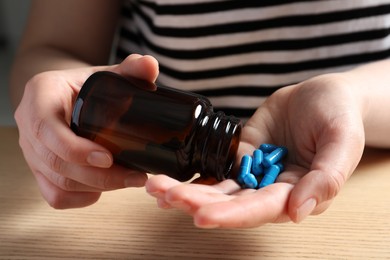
[14,54,159,209]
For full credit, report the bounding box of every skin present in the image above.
[146,61,390,227]
[10,0,157,208]
[10,1,390,226]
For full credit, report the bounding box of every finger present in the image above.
[37,166,103,192]
[21,137,98,192]
[32,170,102,209]
[164,184,235,214]
[29,112,116,169]
[146,175,258,215]
[165,182,258,212]
[145,175,182,197]
[61,164,148,190]
[157,198,173,209]
[146,175,241,198]
[146,175,222,201]
[24,135,147,190]
[145,175,184,210]
[194,183,294,228]
[212,179,242,194]
[146,175,239,214]
[21,135,102,193]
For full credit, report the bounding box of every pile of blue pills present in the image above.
[237,144,288,189]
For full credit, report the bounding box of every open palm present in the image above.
[146,73,366,228]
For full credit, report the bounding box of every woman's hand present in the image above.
[15,54,159,209]
[146,73,366,228]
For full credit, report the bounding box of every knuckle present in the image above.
[44,169,74,192]
[14,72,53,127]
[31,117,48,142]
[58,142,78,165]
[101,174,115,190]
[53,174,76,192]
[14,107,23,125]
[325,169,345,200]
[32,123,79,166]
[43,149,65,174]
[27,71,54,88]
[96,172,119,190]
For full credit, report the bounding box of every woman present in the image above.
[10,0,390,228]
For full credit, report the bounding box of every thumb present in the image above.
[288,133,364,223]
[111,54,159,82]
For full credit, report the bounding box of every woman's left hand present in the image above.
[145,73,366,228]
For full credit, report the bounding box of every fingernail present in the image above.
[87,151,112,168]
[296,198,316,223]
[125,174,147,187]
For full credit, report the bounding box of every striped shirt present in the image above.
[115,0,390,119]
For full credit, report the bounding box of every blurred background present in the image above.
[0,0,31,126]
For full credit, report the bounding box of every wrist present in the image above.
[343,60,390,147]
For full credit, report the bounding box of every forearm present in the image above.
[9,0,122,108]
[345,59,390,147]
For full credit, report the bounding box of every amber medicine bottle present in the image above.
[71,71,242,181]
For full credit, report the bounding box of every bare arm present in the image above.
[9,0,122,107]
[345,59,390,147]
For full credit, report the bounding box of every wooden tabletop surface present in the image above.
[1,127,389,259]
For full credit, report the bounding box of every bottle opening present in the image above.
[202,111,242,181]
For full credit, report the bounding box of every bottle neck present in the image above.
[197,111,242,181]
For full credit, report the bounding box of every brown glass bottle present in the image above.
[71,71,242,181]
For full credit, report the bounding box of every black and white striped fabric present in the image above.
[116,0,390,119]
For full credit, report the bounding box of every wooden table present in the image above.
[1,127,389,259]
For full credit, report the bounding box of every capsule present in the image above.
[242,173,258,189]
[263,146,288,168]
[237,155,252,184]
[259,143,279,153]
[251,149,263,176]
[275,162,285,172]
[258,164,281,188]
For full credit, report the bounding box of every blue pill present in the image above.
[239,155,252,172]
[263,146,287,168]
[259,164,281,188]
[259,143,279,153]
[275,162,285,172]
[251,149,263,176]
[237,173,245,185]
[243,173,258,189]
[237,155,252,183]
